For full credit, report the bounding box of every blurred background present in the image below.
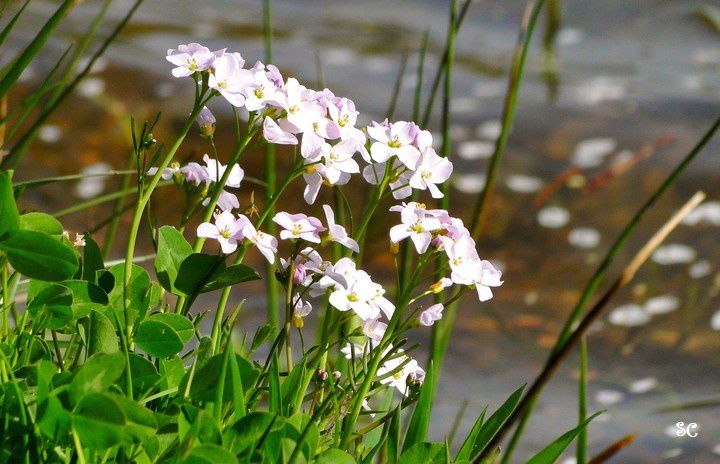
[6,0,720,462]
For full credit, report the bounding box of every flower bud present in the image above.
[293,315,304,329]
[389,242,400,254]
[196,106,216,138]
[332,370,341,380]
[316,369,328,382]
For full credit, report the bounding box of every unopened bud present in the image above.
[316,369,328,382]
[293,315,304,329]
[389,242,400,254]
[196,106,216,138]
[332,370,341,380]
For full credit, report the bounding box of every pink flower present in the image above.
[272,212,326,243]
[389,202,443,254]
[419,304,444,326]
[235,214,277,263]
[196,106,216,137]
[202,155,244,188]
[208,53,253,107]
[166,43,217,78]
[263,117,298,145]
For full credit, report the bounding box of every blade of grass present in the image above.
[386,48,409,120]
[0,0,74,99]
[577,336,588,464]
[476,191,707,462]
[588,434,636,464]
[0,0,32,50]
[455,406,486,461]
[403,361,435,451]
[1,0,145,170]
[470,0,547,239]
[421,0,472,127]
[526,411,602,464]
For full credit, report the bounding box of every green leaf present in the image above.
[125,353,160,395]
[70,352,126,403]
[147,313,194,343]
[398,442,445,464]
[87,310,118,356]
[38,396,71,439]
[72,392,126,449]
[181,444,238,464]
[468,384,525,459]
[159,356,186,391]
[135,319,184,358]
[0,230,78,281]
[269,352,282,414]
[62,279,108,304]
[526,412,602,464]
[154,226,192,294]
[82,233,104,283]
[19,212,63,235]
[404,361,435,451]
[27,283,73,329]
[224,412,278,455]
[200,264,260,293]
[316,449,356,464]
[182,353,258,403]
[107,263,151,324]
[175,253,223,296]
[0,170,19,239]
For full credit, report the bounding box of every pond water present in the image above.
[7,0,720,462]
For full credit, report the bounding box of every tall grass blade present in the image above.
[455,406,486,461]
[525,412,602,464]
[0,0,74,99]
[470,0,547,239]
[577,337,588,464]
[0,0,32,49]
[468,384,524,460]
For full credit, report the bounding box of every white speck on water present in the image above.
[76,77,105,98]
[574,77,627,106]
[325,48,357,66]
[652,244,696,265]
[571,138,617,168]
[190,22,220,38]
[450,97,478,114]
[38,125,62,143]
[692,48,720,66]
[662,448,683,459]
[450,125,472,141]
[713,443,720,455]
[453,174,486,194]
[365,56,394,74]
[689,260,712,279]
[609,304,650,327]
[681,201,720,226]
[476,120,502,140]
[457,140,494,160]
[560,458,577,464]
[471,80,506,99]
[537,206,570,229]
[568,227,600,249]
[154,81,175,99]
[682,74,703,91]
[711,311,720,331]
[75,162,112,200]
[629,377,658,394]
[644,295,679,315]
[556,28,585,46]
[506,174,543,193]
[664,425,679,438]
[595,389,625,405]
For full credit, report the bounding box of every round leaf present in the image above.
[135,320,183,358]
[148,313,194,344]
[19,212,63,235]
[0,230,78,281]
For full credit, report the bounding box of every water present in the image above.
[7,0,720,461]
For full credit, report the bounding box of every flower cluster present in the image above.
[166,43,502,397]
[390,202,503,302]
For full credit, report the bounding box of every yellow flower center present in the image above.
[219,227,232,239]
[410,221,424,234]
[292,224,303,236]
[288,105,299,114]
[254,88,264,98]
[421,170,432,180]
[347,292,359,302]
[388,136,402,148]
[338,115,349,127]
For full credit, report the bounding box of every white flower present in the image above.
[235,215,277,263]
[166,43,218,78]
[389,202,443,254]
[328,271,380,321]
[273,212,326,243]
[196,210,243,254]
[409,148,453,198]
[367,120,421,169]
[202,154,244,188]
[322,205,359,253]
[208,53,254,107]
[320,141,360,184]
[377,352,425,396]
